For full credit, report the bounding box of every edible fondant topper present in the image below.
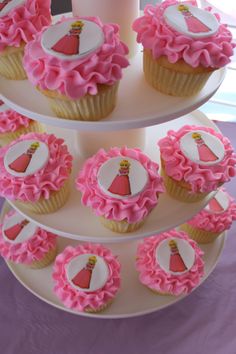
[2,211,38,244]
[41,19,104,61]
[4,140,49,177]
[205,189,230,214]
[0,99,9,113]
[164,4,219,38]
[0,0,25,18]
[156,238,195,275]
[66,254,109,292]
[97,157,149,199]
[180,130,225,166]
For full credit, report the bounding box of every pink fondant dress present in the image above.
[72,263,95,289]
[4,221,26,241]
[52,30,80,55]
[8,147,36,173]
[108,168,131,196]
[0,0,11,11]
[169,249,187,273]
[208,197,224,213]
[181,10,211,33]
[195,138,218,162]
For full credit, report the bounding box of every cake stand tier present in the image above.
[2,201,225,319]
[7,111,221,243]
[0,53,225,131]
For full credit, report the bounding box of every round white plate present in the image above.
[2,202,225,319]
[7,110,221,243]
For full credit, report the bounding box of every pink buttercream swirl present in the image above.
[0,108,32,133]
[0,132,73,202]
[76,147,165,224]
[187,188,236,232]
[158,125,236,193]
[0,210,57,265]
[132,0,235,68]
[52,243,121,312]
[0,0,52,52]
[23,16,129,99]
[136,230,204,295]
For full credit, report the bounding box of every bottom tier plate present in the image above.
[2,203,225,319]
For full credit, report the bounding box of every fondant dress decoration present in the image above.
[8,141,40,173]
[0,0,12,11]
[208,197,224,213]
[192,132,218,162]
[52,20,84,55]
[169,239,187,273]
[72,256,97,289]
[4,219,29,241]
[178,4,211,33]
[108,160,131,196]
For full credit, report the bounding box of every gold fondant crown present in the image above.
[30,142,40,149]
[178,4,189,12]
[88,256,97,264]
[71,20,84,29]
[192,132,202,140]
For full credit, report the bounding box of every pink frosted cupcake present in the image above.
[158,125,236,202]
[23,16,129,120]
[76,147,165,233]
[0,132,73,214]
[53,243,121,313]
[132,0,235,96]
[180,188,236,243]
[0,210,58,269]
[0,0,51,80]
[136,230,204,296]
[0,99,44,146]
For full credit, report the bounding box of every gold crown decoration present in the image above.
[120,159,130,168]
[30,141,40,149]
[168,239,178,249]
[88,255,97,264]
[192,132,202,140]
[178,4,189,12]
[71,20,84,29]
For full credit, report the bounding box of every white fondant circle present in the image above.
[164,4,219,38]
[180,130,225,166]
[0,99,10,113]
[205,189,230,214]
[4,139,49,177]
[0,0,25,18]
[2,211,38,244]
[41,19,104,61]
[66,254,109,292]
[97,156,149,199]
[156,238,195,275]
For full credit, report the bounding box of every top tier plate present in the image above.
[0,52,225,132]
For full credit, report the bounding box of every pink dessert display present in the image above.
[76,146,165,233]
[180,188,236,243]
[52,243,121,313]
[23,16,129,121]
[0,132,73,214]
[132,0,235,96]
[0,209,58,268]
[0,0,52,80]
[0,99,44,146]
[136,229,204,296]
[158,125,236,202]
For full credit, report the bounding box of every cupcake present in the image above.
[132,0,235,96]
[23,16,129,121]
[180,188,236,243]
[0,99,44,146]
[158,125,236,202]
[0,132,73,214]
[76,147,164,233]
[136,229,204,296]
[0,0,51,80]
[0,210,58,268]
[52,243,121,313]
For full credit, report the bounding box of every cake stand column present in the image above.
[71,0,140,57]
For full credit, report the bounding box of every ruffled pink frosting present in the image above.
[52,243,121,312]
[136,230,204,295]
[0,132,73,202]
[132,0,235,68]
[0,108,32,133]
[158,125,236,193]
[76,147,165,223]
[23,16,129,100]
[0,0,52,52]
[187,189,236,232]
[0,210,57,265]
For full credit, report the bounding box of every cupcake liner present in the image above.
[100,216,145,233]
[28,246,58,269]
[143,50,214,97]
[0,45,27,80]
[0,121,44,146]
[15,179,70,214]
[180,223,222,244]
[39,82,119,121]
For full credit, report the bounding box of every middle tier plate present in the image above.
[7,111,221,243]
